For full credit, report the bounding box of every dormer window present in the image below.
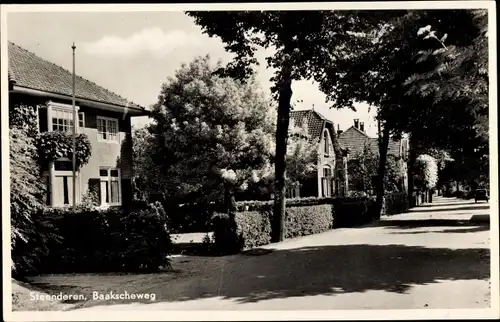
[323,130,330,156]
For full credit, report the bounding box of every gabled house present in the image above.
[289,109,349,198]
[338,119,409,193]
[8,42,148,208]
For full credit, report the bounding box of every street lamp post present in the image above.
[72,42,77,212]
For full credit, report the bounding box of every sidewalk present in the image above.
[380,197,490,225]
[17,196,491,312]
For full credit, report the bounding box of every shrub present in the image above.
[165,202,224,233]
[11,208,61,278]
[212,202,334,254]
[10,129,45,253]
[285,204,334,238]
[12,202,172,276]
[36,131,92,169]
[235,210,272,249]
[212,196,380,254]
[383,192,409,216]
[333,198,376,227]
[210,212,241,255]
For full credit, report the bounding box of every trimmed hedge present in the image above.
[234,196,374,212]
[382,192,410,216]
[212,197,375,254]
[12,202,172,276]
[285,204,334,238]
[333,198,376,227]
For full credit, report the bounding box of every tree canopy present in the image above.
[313,9,488,205]
[414,154,439,190]
[147,55,275,207]
[187,10,386,240]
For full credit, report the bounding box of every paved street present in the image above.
[28,197,491,311]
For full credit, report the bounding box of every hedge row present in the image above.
[212,197,376,254]
[12,202,172,276]
[382,193,410,216]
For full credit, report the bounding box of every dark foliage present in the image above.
[212,197,382,254]
[12,202,172,276]
[383,192,410,216]
[36,131,92,169]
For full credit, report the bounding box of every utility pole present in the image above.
[72,42,77,212]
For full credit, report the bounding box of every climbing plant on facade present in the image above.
[36,131,92,170]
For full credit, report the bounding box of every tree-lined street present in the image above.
[20,197,489,311]
[7,6,493,317]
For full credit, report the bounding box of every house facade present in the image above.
[8,42,148,208]
[289,110,349,198]
[338,119,409,193]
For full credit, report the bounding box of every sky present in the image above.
[7,11,379,136]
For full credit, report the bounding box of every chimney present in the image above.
[360,122,365,132]
[337,124,343,135]
[354,119,359,129]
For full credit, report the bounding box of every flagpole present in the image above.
[72,42,77,212]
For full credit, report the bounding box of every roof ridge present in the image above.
[346,125,372,138]
[8,41,140,108]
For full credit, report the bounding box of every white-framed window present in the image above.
[42,165,81,207]
[323,129,330,156]
[48,102,84,133]
[97,116,119,143]
[321,165,334,197]
[99,167,121,206]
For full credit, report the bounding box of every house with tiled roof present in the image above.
[8,41,148,208]
[338,119,409,193]
[289,109,349,198]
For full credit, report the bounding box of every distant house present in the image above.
[8,42,148,208]
[289,109,349,198]
[338,119,409,193]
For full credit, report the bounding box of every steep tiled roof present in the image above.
[338,126,373,155]
[339,126,402,157]
[8,42,143,109]
[290,109,327,139]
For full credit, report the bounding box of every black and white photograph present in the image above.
[1,2,498,321]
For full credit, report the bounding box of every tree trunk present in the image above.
[374,124,391,219]
[272,65,293,243]
[407,136,418,208]
[224,183,236,214]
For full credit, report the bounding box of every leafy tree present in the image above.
[347,142,378,193]
[348,142,405,194]
[10,128,46,250]
[286,119,319,186]
[405,10,488,137]
[187,10,384,241]
[149,55,275,211]
[238,120,319,200]
[316,9,487,210]
[414,154,438,190]
[131,126,162,202]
